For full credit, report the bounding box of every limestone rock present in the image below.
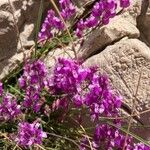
[44,44,78,70]
[137,0,150,46]
[84,38,150,140]
[0,50,33,80]
[0,10,17,60]
[72,0,94,8]
[0,0,49,79]
[77,0,142,59]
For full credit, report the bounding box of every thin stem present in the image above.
[36,144,47,150]
[35,0,43,58]
[0,132,22,150]
[49,0,77,59]
[52,37,74,59]
[70,117,94,150]
[8,85,25,97]
[98,108,150,120]
[79,124,94,150]
[107,122,150,147]
[47,132,80,148]
[123,72,142,150]
[12,143,19,150]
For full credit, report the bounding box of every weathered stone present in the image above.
[0,10,17,60]
[0,0,50,79]
[44,44,78,69]
[137,0,150,46]
[72,0,94,7]
[77,0,142,59]
[84,38,150,140]
[0,49,33,80]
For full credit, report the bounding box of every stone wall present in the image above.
[0,0,49,78]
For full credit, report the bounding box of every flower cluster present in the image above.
[17,58,122,121]
[38,0,76,42]
[1,58,149,149]
[38,10,64,41]
[80,124,150,150]
[16,122,47,147]
[93,124,133,149]
[39,0,130,41]
[134,143,150,150]
[0,94,21,121]
[49,58,121,121]
[59,0,76,20]
[49,58,150,149]
[76,0,130,37]
[19,60,48,112]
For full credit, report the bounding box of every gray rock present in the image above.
[0,0,49,79]
[72,0,94,8]
[0,50,33,80]
[84,38,150,140]
[0,10,17,60]
[137,0,150,46]
[44,44,77,69]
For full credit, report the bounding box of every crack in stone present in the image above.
[84,35,127,60]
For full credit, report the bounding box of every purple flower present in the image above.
[19,60,48,112]
[76,0,130,38]
[75,19,85,37]
[1,55,147,149]
[59,0,70,9]
[60,0,76,20]
[92,2,104,17]
[52,16,64,30]
[81,123,150,150]
[39,0,131,40]
[120,0,130,8]
[85,15,99,28]
[0,94,21,121]
[80,137,89,150]
[49,58,122,122]
[16,122,47,148]
[104,0,117,9]
[133,143,150,150]
[18,77,26,89]
[73,94,84,107]
[60,0,76,19]
[92,124,133,149]
[39,0,76,42]
[50,58,81,94]
[38,10,55,41]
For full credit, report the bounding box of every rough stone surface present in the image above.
[44,44,78,69]
[72,0,87,6]
[0,0,49,78]
[138,0,150,46]
[77,0,142,59]
[0,50,33,80]
[0,0,144,79]
[84,38,150,140]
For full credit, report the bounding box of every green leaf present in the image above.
[35,0,43,57]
